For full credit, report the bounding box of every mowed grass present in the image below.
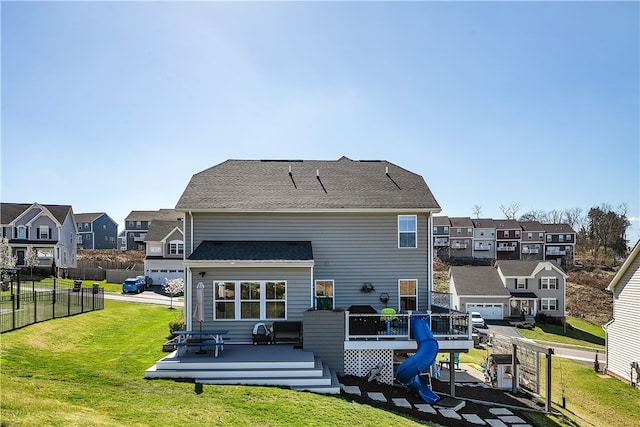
[516,317,605,349]
[540,356,640,427]
[0,300,428,427]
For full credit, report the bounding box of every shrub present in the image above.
[168,318,185,336]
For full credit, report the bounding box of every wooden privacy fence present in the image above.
[0,277,104,333]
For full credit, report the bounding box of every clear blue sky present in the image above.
[2,1,639,244]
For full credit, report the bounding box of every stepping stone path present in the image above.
[341,381,534,426]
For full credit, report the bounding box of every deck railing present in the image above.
[344,311,471,342]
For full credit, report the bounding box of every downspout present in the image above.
[427,212,433,312]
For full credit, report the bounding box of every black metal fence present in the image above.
[0,275,104,333]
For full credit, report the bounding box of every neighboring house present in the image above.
[495,219,522,261]
[604,241,640,384]
[74,212,118,249]
[496,260,566,320]
[472,218,496,259]
[449,217,474,259]
[449,265,512,319]
[174,157,445,343]
[123,209,182,250]
[432,215,450,258]
[143,218,185,285]
[519,221,545,261]
[449,260,567,320]
[117,230,127,251]
[0,202,77,273]
[542,223,576,266]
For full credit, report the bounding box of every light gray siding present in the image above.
[190,266,312,343]
[533,269,565,317]
[185,211,432,314]
[303,310,346,373]
[606,255,640,382]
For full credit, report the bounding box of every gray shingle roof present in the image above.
[74,213,106,223]
[496,260,564,276]
[125,209,183,222]
[146,220,183,241]
[1,203,72,225]
[188,241,313,261]
[494,219,521,230]
[450,266,512,297]
[175,157,441,211]
[518,221,545,232]
[449,217,474,227]
[433,216,450,226]
[542,223,576,234]
[472,218,496,228]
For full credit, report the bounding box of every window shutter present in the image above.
[554,299,558,311]
[37,228,40,239]
[514,279,517,289]
[525,279,528,289]
[538,279,542,289]
[538,300,542,310]
[48,227,52,239]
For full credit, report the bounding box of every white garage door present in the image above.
[466,303,503,320]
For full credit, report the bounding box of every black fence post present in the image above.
[16,272,20,310]
[33,278,37,324]
[67,288,71,317]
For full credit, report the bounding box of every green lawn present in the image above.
[517,317,605,349]
[0,300,428,427]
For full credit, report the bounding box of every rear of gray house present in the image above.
[175,157,442,342]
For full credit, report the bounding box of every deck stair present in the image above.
[145,344,340,395]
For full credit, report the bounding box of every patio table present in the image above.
[174,330,229,357]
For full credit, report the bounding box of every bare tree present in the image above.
[564,207,584,232]
[548,209,565,224]
[0,237,17,289]
[499,203,520,219]
[25,246,39,278]
[472,205,482,219]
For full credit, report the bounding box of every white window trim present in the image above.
[541,276,558,290]
[213,280,287,321]
[398,215,418,248]
[516,278,527,289]
[541,298,557,311]
[314,280,335,310]
[398,279,418,311]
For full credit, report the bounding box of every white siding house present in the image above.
[604,242,640,384]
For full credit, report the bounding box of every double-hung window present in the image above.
[541,298,557,311]
[398,215,417,248]
[399,279,417,311]
[315,280,334,310]
[517,278,527,289]
[39,226,50,239]
[540,277,558,290]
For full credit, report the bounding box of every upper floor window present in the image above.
[546,235,552,242]
[540,277,558,290]
[515,230,520,237]
[77,224,82,231]
[504,230,509,238]
[77,235,83,244]
[84,223,89,229]
[17,225,27,239]
[433,226,437,233]
[517,278,527,289]
[39,226,50,239]
[444,226,449,233]
[528,233,533,240]
[559,235,564,242]
[539,232,544,239]
[456,228,461,236]
[467,228,472,235]
[128,221,134,228]
[169,241,184,255]
[136,221,142,228]
[398,215,417,248]
[565,235,572,241]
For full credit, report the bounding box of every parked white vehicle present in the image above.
[470,311,486,328]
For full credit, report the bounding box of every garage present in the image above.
[466,303,504,320]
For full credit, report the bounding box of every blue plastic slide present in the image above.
[396,316,440,403]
